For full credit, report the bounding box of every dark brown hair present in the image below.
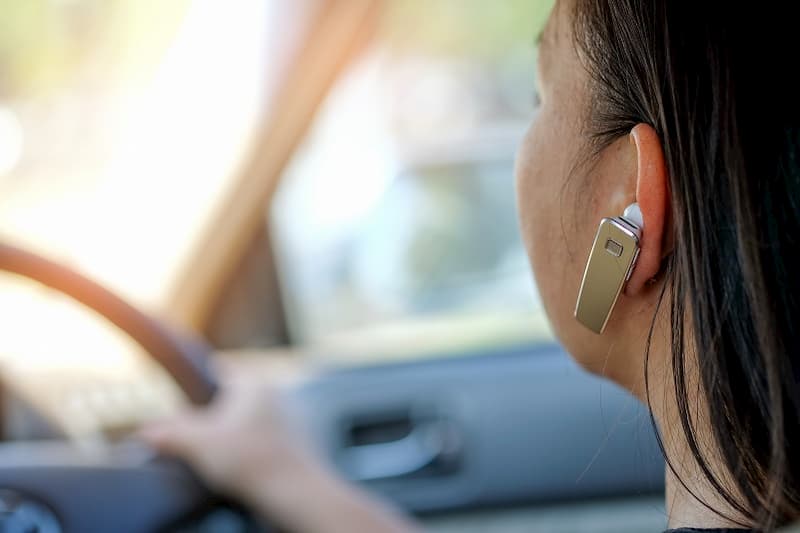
[571,1,800,529]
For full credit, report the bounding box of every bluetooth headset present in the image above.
[574,202,643,334]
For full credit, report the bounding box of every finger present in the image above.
[138,414,207,458]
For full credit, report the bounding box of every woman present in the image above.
[144,1,800,531]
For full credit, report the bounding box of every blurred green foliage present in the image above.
[382,0,555,59]
[0,0,556,97]
[0,0,189,98]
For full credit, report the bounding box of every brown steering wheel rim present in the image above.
[0,241,218,405]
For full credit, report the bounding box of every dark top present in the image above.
[664,527,758,533]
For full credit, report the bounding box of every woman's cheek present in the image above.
[516,118,568,322]
[515,111,591,354]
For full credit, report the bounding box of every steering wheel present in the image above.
[0,242,264,532]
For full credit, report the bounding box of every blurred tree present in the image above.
[0,0,190,98]
[381,0,554,60]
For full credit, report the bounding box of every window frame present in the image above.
[163,0,383,334]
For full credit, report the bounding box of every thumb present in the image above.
[138,414,207,459]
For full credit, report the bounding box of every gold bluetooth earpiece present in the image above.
[574,203,643,334]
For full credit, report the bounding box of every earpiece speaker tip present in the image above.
[622,203,643,229]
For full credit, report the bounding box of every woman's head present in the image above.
[516,0,800,528]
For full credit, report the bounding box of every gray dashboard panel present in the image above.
[297,344,665,513]
[0,443,213,532]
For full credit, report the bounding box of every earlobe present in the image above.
[624,123,670,295]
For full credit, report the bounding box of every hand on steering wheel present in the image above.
[141,363,421,533]
[141,364,335,531]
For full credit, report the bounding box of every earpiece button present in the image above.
[604,239,624,257]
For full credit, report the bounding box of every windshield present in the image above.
[0,0,279,306]
[0,0,300,436]
[272,1,554,360]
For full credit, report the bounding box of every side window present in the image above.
[271,2,554,359]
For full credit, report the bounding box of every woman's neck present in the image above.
[663,454,747,530]
[641,343,751,530]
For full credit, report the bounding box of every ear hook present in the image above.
[573,203,642,333]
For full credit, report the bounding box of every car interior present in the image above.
[0,1,668,531]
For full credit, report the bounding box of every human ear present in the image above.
[625,123,670,295]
